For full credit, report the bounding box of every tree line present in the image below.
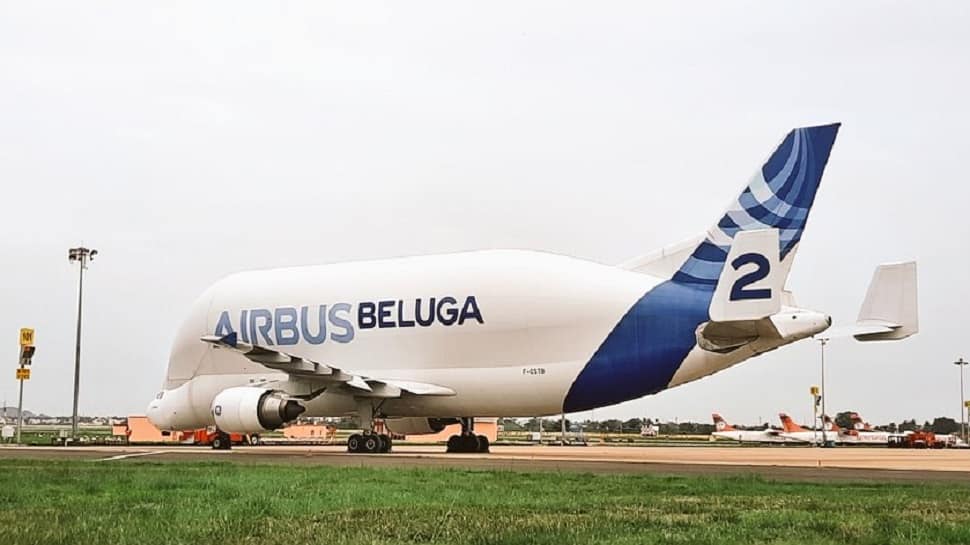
[312,413,963,435]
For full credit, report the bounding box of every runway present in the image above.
[2,444,969,483]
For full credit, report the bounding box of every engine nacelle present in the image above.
[384,417,457,436]
[210,387,305,434]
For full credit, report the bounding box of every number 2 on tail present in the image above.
[729,253,771,301]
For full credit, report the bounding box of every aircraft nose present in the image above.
[146,398,169,430]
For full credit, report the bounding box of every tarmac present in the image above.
[2,444,969,483]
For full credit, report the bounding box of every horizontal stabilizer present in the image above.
[853,261,918,341]
[709,229,782,322]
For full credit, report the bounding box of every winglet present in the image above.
[221,331,238,348]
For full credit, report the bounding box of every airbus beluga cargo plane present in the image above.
[147,123,918,453]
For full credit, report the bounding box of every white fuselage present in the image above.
[840,431,892,445]
[148,250,829,431]
[711,430,794,443]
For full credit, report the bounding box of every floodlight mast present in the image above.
[956,357,968,443]
[68,247,96,438]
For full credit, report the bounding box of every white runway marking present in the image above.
[97,450,173,461]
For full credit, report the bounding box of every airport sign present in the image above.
[16,368,30,380]
[19,328,34,347]
[19,346,35,366]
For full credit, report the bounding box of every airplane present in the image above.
[842,412,893,445]
[710,414,793,444]
[146,123,919,454]
[778,413,831,444]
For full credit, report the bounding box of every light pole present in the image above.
[818,337,829,446]
[68,247,97,438]
[956,357,968,443]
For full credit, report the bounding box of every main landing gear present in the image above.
[347,432,393,454]
[446,417,490,453]
[347,400,393,454]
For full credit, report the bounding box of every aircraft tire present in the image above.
[476,435,490,453]
[347,433,363,453]
[460,434,480,453]
[361,434,381,453]
[446,435,462,453]
[378,434,392,453]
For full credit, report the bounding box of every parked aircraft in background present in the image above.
[843,412,892,445]
[147,123,919,454]
[778,413,829,444]
[710,414,792,444]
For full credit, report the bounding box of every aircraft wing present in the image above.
[200,333,456,398]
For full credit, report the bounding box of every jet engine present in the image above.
[210,387,306,434]
[384,417,457,436]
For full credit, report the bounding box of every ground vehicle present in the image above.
[188,428,259,449]
[888,431,943,449]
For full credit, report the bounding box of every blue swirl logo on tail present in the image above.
[672,123,840,287]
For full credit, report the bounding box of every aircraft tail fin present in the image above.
[712,413,735,431]
[849,412,871,431]
[822,415,840,433]
[779,413,807,433]
[670,124,840,298]
[853,262,918,341]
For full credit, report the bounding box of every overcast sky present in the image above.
[2,2,968,427]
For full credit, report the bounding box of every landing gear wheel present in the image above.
[211,432,231,450]
[361,434,381,453]
[347,433,363,453]
[378,434,392,453]
[476,434,490,453]
[460,434,480,453]
[248,434,261,446]
[446,434,462,453]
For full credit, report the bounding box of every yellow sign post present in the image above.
[810,385,821,447]
[16,327,35,444]
[19,328,34,347]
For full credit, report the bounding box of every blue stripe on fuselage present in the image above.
[562,281,714,412]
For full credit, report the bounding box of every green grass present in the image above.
[1,459,968,545]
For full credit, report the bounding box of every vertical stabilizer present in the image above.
[672,124,840,289]
[779,413,807,433]
[712,413,735,431]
